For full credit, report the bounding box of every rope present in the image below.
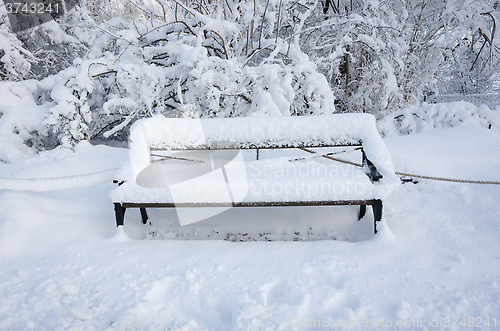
[300,148,500,185]
[326,156,500,184]
[1,150,499,192]
[393,172,500,185]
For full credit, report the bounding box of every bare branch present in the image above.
[275,0,283,43]
[92,70,118,78]
[259,0,270,49]
[208,30,229,59]
[155,0,167,22]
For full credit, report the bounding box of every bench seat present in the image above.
[111,157,390,204]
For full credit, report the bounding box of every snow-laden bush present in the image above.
[0,0,335,163]
[0,59,97,162]
[0,14,32,81]
[86,0,165,23]
[0,1,93,81]
[377,101,500,137]
[0,80,45,162]
[86,0,335,122]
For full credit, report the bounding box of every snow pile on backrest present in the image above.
[128,114,399,187]
[378,101,500,137]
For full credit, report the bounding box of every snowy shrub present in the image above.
[0,80,47,162]
[377,101,500,136]
[0,1,93,81]
[42,61,96,147]
[86,0,165,23]
[0,0,335,162]
[71,0,335,140]
[0,14,31,81]
[0,61,95,162]
[86,0,335,120]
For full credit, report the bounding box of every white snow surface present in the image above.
[0,141,128,191]
[129,114,379,151]
[1,125,500,330]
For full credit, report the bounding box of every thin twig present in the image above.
[245,28,250,56]
[225,0,233,15]
[470,35,488,72]
[93,23,131,42]
[259,0,270,49]
[155,0,166,22]
[275,0,283,43]
[208,30,229,59]
[244,45,289,67]
[139,21,197,40]
[286,21,297,56]
[92,70,118,78]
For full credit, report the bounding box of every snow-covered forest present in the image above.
[0,0,499,162]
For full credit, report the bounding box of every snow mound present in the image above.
[378,101,500,136]
[0,142,128,191]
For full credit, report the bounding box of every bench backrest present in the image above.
[128,114,399,187]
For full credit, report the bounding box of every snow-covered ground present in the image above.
[1,126,500,330]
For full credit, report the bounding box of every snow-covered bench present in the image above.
[110,114,398,234]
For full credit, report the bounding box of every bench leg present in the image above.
[373,199,383,234]
[358,205,366,220]
[140,207,148,224]
[114,203,126,227]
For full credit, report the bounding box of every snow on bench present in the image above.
[110,113,399,234]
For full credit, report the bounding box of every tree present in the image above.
[436,10,500,95]
[302,0,499,114]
